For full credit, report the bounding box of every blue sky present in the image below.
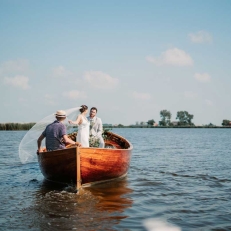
[0,0,231,125]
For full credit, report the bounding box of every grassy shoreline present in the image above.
[0,122,230,130]
[0,123,36,130]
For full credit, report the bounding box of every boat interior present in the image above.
[67,131,130,149]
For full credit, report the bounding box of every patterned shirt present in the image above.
[42,120,66,151]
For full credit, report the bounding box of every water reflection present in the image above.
[31,178,133,231]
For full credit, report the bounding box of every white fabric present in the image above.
[19,106,81,164]
[77,115,90,147]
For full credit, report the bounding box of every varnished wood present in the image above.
[37,132,133,187]
[76,147,81,190]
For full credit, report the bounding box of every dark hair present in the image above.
[90,107,98,113]
[80,105,88,113]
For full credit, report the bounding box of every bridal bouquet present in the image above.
[89,135,100,147]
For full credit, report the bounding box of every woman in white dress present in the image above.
[68,105,90,147]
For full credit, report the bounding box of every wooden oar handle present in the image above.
[66,144,76,148]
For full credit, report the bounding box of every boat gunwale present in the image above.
[38,131,133,155]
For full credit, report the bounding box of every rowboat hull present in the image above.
[37,132,132,188]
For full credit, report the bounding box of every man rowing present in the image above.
[37,110,81,153]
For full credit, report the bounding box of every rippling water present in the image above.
[1,128,231,231]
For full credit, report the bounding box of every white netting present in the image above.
[19,107,81,164]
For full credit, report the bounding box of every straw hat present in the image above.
[54,110,66,117]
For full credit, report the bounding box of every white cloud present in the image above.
[83,71,118,88]
[194,73,211,82]
[184,91,198,99]
[4,75,30,89]
[44,94,57,106]
[146,48,193,66]
[63,90,87,100]
[189,31,213,44]
[0,59,29,76]
[52,66,73,78]
[132,91,151,100]
[205,99,213,106]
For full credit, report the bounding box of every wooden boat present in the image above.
[37,131,133,190]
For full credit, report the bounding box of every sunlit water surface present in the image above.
[0,128,231,231]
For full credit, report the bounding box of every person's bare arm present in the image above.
[68,115,82,125]
[37,134,45,153]
[63,135,81,147]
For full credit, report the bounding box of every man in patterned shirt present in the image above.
[37,110,81,153]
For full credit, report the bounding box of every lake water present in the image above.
[0,128,231,231]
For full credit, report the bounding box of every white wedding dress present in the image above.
[77,115,90,147]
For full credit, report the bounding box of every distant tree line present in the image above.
[1,117,231,131]
[221,120,231,126]
[145,110,231,127]
[0,123,35,130]
[146,110,195,127]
